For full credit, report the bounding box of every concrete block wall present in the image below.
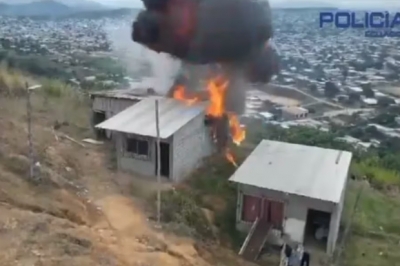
[327,175,349,255]
[172,113,214,182]
[115,132,158,177]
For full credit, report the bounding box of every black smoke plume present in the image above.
[132,0,279,83]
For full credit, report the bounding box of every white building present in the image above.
[229,140,352,256]
[96,97,215,182]
[281,106,309,120]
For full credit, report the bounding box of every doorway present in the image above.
[155,142,170,178]
[92,111,106,139]
[304,209,331,250]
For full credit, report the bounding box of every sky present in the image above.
[2,0,400,9]
[96,0,400,9]
[98,0,142,8]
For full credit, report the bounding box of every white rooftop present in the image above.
[229,140,352,203]
[363,98,378,105]
[96,97,207,139]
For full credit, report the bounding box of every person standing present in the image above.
[301,250,311,266]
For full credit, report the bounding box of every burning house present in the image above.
[230,140,352,257]
[170,76,247,166]
[95,97,215,181]
[94,75,248,181]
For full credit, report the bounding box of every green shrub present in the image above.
[352,161,400,189]
[159,189,214,239]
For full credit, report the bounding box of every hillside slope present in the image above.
[0,68,255,266]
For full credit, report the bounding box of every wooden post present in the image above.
[25,83,41,179]
[26,82,34,179]
[155,99,161,224]
[334,184,364,265]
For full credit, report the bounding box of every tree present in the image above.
[341,66,348,83]
[372,113,397,127]
[360,82,374,98]
[309,83,317,93]
[348,92,361,104]
[324,81,339,98]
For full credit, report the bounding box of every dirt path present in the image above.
[89,195,210,266]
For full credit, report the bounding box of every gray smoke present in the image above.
[223,67,247,115]
[104,15,181,94]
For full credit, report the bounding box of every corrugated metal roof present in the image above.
[96,97,207,139]
[229,140,352,203]
[90,87,162,100]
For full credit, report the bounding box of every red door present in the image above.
[261,199,270,222]
[270,201,284,229]
[242,195,261,222]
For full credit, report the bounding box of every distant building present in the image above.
[96,97,215,182]
[258,112,275,122]
[230,140,352,255]
[362,98,378,106]
[281,106,309,120]
[336,135,373,150]
[346,86,363,94]
[367,123,400,138]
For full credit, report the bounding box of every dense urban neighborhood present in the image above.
[0,2,400,266]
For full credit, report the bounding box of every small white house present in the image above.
[96,97,215,182]
[281,106,309,121]
[229,140,352,255]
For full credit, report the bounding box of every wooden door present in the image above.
[242,195,261,222]
[261,198,270,222]
[269,201,284,229]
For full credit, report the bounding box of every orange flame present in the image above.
[228,113,246,146]
[172,77,246,167]
[173,85,199,105]
[225,148,238,168]
[206,77,228,118]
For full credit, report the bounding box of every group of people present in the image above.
[283,243,311,266]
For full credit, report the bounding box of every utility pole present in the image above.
[26,83,42,179]
[155,99,161,224]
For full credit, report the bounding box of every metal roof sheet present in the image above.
[229,140,352,203]
[90,88,162,101]
[96,97,207,139]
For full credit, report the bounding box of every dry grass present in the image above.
[0,65,33,96]
[0,66,110,265]
[340,181,400,266]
